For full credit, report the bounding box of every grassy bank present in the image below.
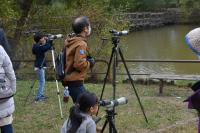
[13,80,198,133]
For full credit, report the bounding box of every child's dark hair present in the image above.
[67,91,98,133]
[34,32,44,43]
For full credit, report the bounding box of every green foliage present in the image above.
[178,0,200,20]
[179,0,200,9]
[1,0,200,65]
[109,0,179,11]
[133,0,164,11]
[34,0,129,77]
[1,0,200,21]
[27,0,128,58]
[0,0,19,18]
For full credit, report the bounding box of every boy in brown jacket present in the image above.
[62,16,95,103]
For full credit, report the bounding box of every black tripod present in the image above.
[99,31,148,132]
[24,45,63,119]
[100,108,118,133]
[24,57,46,106]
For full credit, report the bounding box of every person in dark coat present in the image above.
[184,81,200,133]
[32,32,52,102]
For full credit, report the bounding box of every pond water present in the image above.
[106,25,200,75]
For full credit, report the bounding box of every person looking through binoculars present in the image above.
[62,16,95,103]
[32,32,52,102]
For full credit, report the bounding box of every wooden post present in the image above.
[159,79,164,94]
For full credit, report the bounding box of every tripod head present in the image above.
[109,29,129,47]
[98,97,127,133]
[109,29,129,36]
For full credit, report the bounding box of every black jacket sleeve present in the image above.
[32,42,51,55]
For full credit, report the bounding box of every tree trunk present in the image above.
[11,0,34,69]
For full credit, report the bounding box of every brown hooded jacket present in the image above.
[63,36,90,82]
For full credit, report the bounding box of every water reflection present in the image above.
[122,25,200,74]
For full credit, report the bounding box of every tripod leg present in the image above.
[101,119,108,133]
[118,48,148,123]
[51,49,63,119]
[100,47,115,101]
[24,80,37,106]
[97,48,115,116]
[55,79,63,118]
[109,119,118,133]
[112,50,117,100]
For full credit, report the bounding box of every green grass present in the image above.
[13,81,198,133]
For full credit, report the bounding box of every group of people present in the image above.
[32,16,100,133]
[31,16,200,133]
[32,16,95,103]
[0,16,99,133]
[1,15,200,133]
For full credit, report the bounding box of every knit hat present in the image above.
[185,28,200,55]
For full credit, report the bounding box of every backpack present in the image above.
[55,47,66,81]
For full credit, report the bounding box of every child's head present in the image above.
[67,91,98,133]
[77,91,99,115]
[34,32,46,44]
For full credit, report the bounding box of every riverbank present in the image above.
[119,9,200,31]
